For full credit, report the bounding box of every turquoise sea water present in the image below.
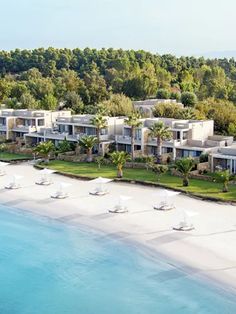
[0,206,236,314]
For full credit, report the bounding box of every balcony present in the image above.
[116,135,141,144]
[172,123,189,130]
[0,124,7,131]
[12,125,37,133]
[57,115,96,125]
[147,138,182,147]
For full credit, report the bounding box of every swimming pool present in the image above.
[0,205,235,314]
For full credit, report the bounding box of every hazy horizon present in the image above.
[1,0,236,57]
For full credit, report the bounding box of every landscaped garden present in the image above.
[0,152,32,161]
[41,160,236,202]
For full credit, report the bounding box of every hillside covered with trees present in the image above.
[1,47,236,135]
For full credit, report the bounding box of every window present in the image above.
[183,131,188,140]
[182,150,201,157]
[38,119,44,126]
[162,147,173,154]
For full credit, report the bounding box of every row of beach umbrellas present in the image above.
[1,163,198,229]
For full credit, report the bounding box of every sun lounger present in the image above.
[153,201,175,211]
[108,205,128,214]
[5,182,21,190]
[51,191,68,199]
[89,188,109,196]
[173,221,195,231]
[35,177,53,186]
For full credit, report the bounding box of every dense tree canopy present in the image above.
[0,48,236,135]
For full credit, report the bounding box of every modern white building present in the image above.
[25,114,125,154]
[0,109,71,141]
[116,117,233,160]
[0,108,233,161]
[133,99,183,117]
[210,144,236,174]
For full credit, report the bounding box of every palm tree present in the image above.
[149,121,172,163]
[91,114,108,156]
[215,170,234,192]
[125,112,142,165]
[79,135,97,162]
[110,151,131,178]
[33,141,55,164]
[174,157,194,186]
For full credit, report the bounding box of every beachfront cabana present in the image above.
[5,175,23,190]
[109,195,132,213]
[173,210,198,231]
[51,182,71,199]
[153,190,180,211]
[35,168,56,186]
[89,177,112,196]
[0,162,10,176]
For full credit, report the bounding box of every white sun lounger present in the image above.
[35,177,53,186]
[51,191,68,199]
[89,188,109,196]
[109,205,128,214]
[153,201,175,211]
[5,182,21,190]
[173,221,194,231]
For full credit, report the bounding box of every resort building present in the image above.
[133,99,183,117]
[0,109,71,141]
[0,107,233,161]
[0,109,16,140]
[210,144,236,174]
[25,114,124,154]
[116,117,233,160]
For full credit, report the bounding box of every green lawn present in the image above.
[42,160,236,202]
[0,152,32,161]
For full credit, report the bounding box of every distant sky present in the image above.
[1,0,236,56]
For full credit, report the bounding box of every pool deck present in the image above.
[1,163,236,293]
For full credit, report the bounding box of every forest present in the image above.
[1,47,236,135]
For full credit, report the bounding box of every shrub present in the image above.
[199,153,209,163]
[156,89,170,99]
[151,164,168,181]
[181,92,197,107]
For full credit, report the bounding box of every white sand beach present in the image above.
[1,163,236,292]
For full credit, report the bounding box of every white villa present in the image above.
[116,117,233,160]
[133,99,183,117]
[210,145,236,174]
[0,109,71,141]
[0,108,234,164]
[24,114,124,155]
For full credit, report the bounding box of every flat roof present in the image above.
[212,153,236,160]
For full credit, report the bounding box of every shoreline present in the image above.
[1,163,236,295]
[5,202,236,298]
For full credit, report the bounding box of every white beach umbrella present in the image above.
[155,189,180,198]
[118,195,132,206]
[153,190,180,205]
[90,177,112,192]
[40,168,56,175]
[12,175,23,184]
[181,210,198,224]
[13,175,23,181]
[0,162,10,167]
[0,162,10,175]
[90,177,112,184]
[57,182,72,191]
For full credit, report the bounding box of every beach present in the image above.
[2,162,236,292]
